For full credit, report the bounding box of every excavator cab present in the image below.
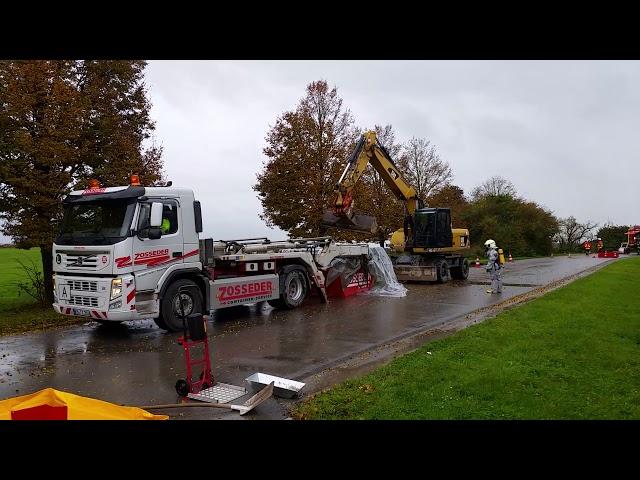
[411,208,453,249]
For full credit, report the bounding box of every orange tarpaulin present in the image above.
[0,388,167,420]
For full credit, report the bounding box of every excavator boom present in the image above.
[323,131,420,234]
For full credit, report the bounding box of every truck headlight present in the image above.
[111,278,123,300]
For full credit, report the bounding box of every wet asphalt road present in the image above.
[0,254,616,419]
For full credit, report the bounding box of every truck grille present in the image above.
[68,296,99,307]
[67,280,98,292]
[65,254,99,270]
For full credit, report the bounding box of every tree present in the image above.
[461,195,558,257]
[471,175,517,200]
[425,184,469,228]
[596,224,629,250]
[356,124,405,245]
[0,60,163,304]
[400,137,452,199]
[254,80,359,237]
[554,216,598,253]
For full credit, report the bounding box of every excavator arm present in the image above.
[323,130,422,234]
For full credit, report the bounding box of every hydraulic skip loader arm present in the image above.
[323,130,423,236]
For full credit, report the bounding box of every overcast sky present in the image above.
[3,60,638,243]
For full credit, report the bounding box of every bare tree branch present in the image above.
[554,216,598,252]
[400,137,452,200]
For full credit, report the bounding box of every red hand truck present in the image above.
[174,285,213,397]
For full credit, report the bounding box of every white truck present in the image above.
[52,178,373,332]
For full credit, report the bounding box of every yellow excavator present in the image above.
[322,130,471,282]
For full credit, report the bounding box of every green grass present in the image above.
[295,257,640,419]
[0,247,81,336]
[0,247,43,311]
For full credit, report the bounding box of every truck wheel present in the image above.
[435,259,450,283]
[450,258,470,280]
[160,279,203,332]
[175,379,190,397]
[268,266,308,309]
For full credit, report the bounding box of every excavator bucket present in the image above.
[322,210,378,234]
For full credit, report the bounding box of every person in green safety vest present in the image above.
[161,216,171,234]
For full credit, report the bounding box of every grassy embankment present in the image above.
[295,256,640,419]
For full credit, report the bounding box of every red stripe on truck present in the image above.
[136,255,170,266]
[145,249,199,268]
[127,289,136,304]
[116,256,132,268]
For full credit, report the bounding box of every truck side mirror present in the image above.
[194,201,203,233]
[148,227,162,240]
[150,202,163,227]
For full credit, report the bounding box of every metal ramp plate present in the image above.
[187,383,247,404]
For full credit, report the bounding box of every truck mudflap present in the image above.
[211,274,280,309]
[393,265,437,282]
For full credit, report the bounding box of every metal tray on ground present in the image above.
[187,383,247,404]
[245,372,305,399]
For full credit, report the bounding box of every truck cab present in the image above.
[52,179,204,330]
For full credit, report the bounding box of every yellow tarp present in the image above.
[0,388,168,420]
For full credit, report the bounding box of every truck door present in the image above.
[132,198,184,293]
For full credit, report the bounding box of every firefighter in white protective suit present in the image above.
[484,239,503,294]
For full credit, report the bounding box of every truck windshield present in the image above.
[56,200,136,245]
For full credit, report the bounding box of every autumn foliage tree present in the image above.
[0,60,163,303]
[255,80,359,237]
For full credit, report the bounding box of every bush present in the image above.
[15,257,48,307]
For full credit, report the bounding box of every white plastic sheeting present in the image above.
[364,244,408,297]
